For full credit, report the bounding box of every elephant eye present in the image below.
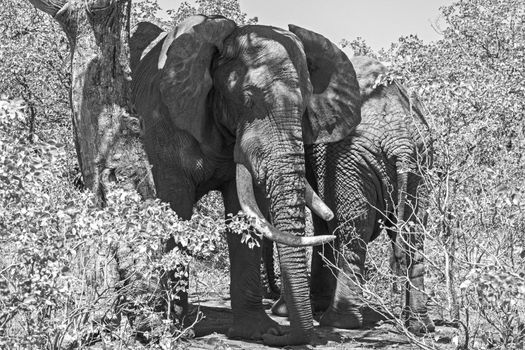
[242,86,271,119]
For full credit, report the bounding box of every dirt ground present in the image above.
[183,296,457,350]
[82,266,458,350]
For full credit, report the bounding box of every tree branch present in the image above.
[27,0,67,17]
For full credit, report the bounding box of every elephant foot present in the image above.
[404,311,435,333]
[270,296,288,317]
[228,311,282,340]
[271,296,331,318]
[262,329,313,346]
[320,307,363,329]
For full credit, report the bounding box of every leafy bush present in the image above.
[0,96,227,348]
[0,0,70,144]
[341,1,525,349]
[460,265,525,349]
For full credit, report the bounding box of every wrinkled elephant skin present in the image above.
[309,56,435,333]
[129,16,362,345]
[269,56,435,334]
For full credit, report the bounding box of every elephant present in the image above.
[270,56,436,333]
[128,15,362,345]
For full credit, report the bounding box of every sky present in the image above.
[157,0,454,51]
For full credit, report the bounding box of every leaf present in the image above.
[511,193,520,205]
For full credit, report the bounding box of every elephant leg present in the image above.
[273,215,336,318]
[154,170,196,325]
[261,237,280,300]
[396,183,435,333]
[270,192,338,318]
[221,180,281,340]
[386,214,404,298]
[310,213,337,313]
[401,229,435,333]
[163,240,191,324]
[320,210,374,329]
[306,154,337,313]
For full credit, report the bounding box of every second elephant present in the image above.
[272,56,435,333]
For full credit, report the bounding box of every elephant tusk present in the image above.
[236,164,336,247]
[305,182,334,221]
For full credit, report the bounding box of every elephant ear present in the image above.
[289,24,361,144]
[130,22,165,73]
[159,15,236,144]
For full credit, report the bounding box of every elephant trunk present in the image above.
[236,164,334,246]
[265,148,314,342]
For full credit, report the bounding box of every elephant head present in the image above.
[129,16,361,345]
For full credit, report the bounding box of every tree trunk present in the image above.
[27,0,157,337]
[27,0,155,203]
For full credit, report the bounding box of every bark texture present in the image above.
[28,0,155,202]
[27,0,157,338]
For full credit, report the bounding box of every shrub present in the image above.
[0,96,226,348]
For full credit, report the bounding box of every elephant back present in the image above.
[383,81,432,168]
[351,56,433,170]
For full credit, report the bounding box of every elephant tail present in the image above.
[396,162,409,226]
[390,162,409,277]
